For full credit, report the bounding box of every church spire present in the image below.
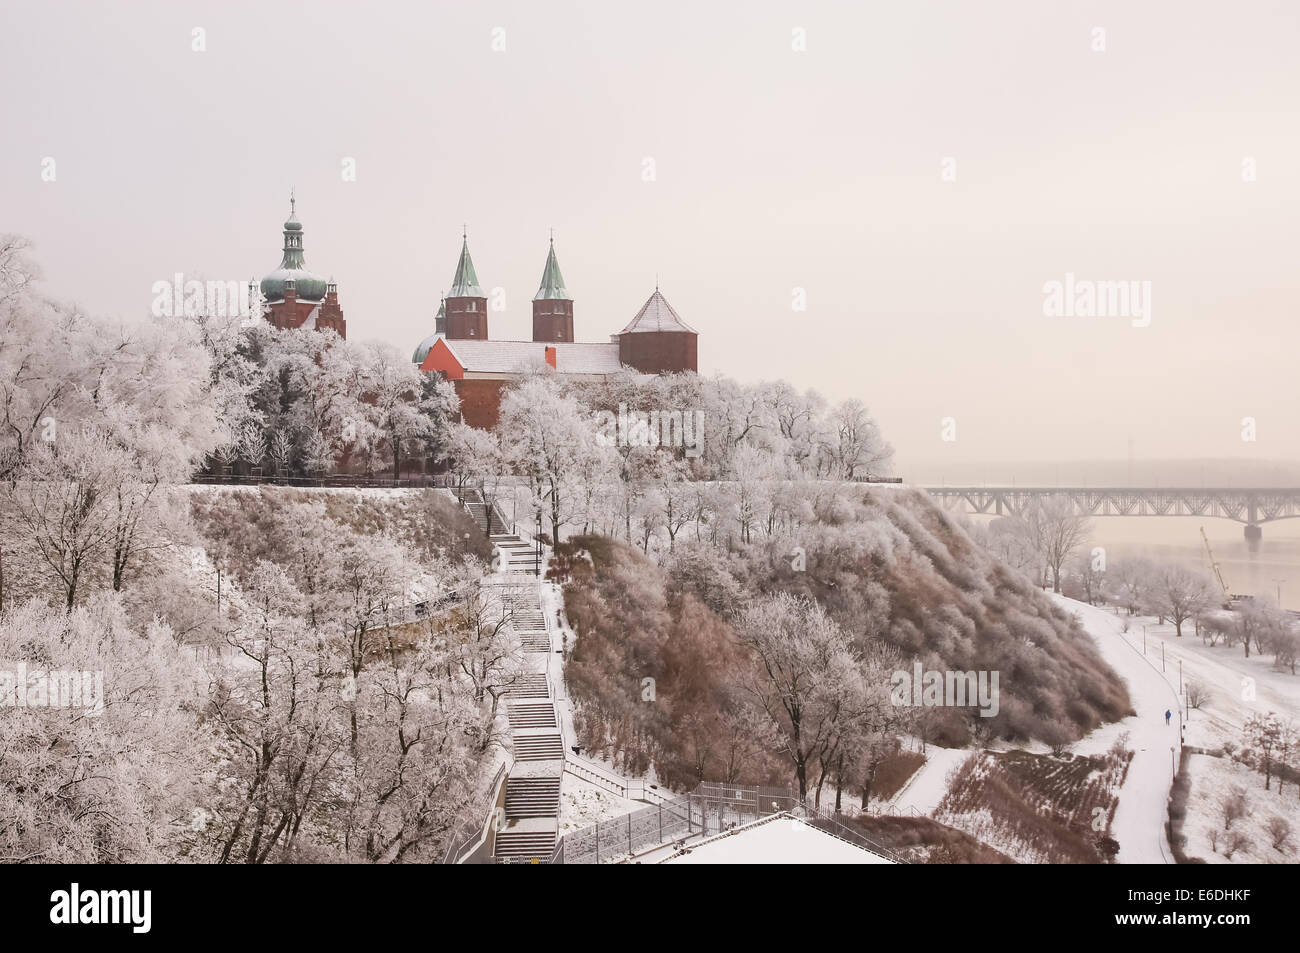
[444,232,488,339]
[533,236,570,301]
[531,233,574,343]
[448,233,484,298]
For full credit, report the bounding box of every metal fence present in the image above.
[552,783,797,864]
[193,473,460,489]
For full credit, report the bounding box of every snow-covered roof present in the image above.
[660,813,893,865]
[441,339,623,375]
[620,289,697,334]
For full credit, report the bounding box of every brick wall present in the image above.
[454,378,509,429]
[531,299,574,342]
[446,297,489,339]
[618,331,698,374]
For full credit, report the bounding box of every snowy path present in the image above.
[1054,596,1184,865]
[886,746,969,817]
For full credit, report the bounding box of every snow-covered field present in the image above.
[1182,753,1299,863]
[1057,595,1300,864]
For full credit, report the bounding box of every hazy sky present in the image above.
[3,0,1298,477]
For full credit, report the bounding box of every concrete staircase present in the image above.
[458,490,540,577]
[507,702,557,729]
[507,673,549,699]
[492,535,540,576]
[493,582,564,862]
[512,733,564,761]
[504,776,562,817]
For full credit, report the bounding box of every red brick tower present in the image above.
[444,232,488,340]
[531,236,573,342]
[617,287,698,374]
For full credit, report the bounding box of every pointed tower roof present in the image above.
[620,289,697,334]
[533,238,570,301]
[447,235,484,298]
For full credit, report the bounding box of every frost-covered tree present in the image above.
[1151,565,1216,638]
[0,596,207,863]
[499,374,599,543]
[735,592,865,801]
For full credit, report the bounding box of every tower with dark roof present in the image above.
[444,233,488,339]
[616,287,697,374]
[531,237,573,342]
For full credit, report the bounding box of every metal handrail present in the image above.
[796,802,909,864]
[562,754,669,804]
[441,761,510,864]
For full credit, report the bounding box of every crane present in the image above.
[1200,526,1233,607]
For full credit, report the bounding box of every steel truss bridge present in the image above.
[922,486,1300,536]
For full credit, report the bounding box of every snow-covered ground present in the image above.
[660,814,893,865]
[884,746,969,817]
[1182,752,1299,863]
[557,775,642,831]
[1055,596,1183,864]
[1105,612,1299,747]
[1059,596,1300,865]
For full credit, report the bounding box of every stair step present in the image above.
[507,704,557,728]
[493,833,557,860]
[505,777,561,817]
[513,735,564,761]
[506,675,549,698]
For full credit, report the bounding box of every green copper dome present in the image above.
[412,301,446,364]
[260,196,328,303]
[412,333,441,365]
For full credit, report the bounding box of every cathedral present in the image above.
[412,235,699,429]
[258,196,346,337]
[256,200,699,430]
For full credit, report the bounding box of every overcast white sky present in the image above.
[2,0,1298,478]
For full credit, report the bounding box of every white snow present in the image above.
[1054,596,1184,864]
[1181,752,1299,863]
[661,814,893,865]
[883,745,969,817]
[558,775,642,830]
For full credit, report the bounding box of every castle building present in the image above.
[259,195,346,337]
[414,235,698,429]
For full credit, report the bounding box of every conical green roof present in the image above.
[448,237,484,298]
[533,239,570,301]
